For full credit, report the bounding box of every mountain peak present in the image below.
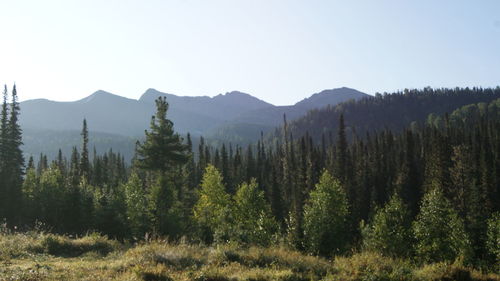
[294,87,368,108]
[77,90,131,104]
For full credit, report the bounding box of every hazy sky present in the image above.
[1,1,499,105]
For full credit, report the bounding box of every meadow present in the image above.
[0,231,498,281]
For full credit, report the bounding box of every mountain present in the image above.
[19,87,368,160]
[20,90,152,136]
[139,89,274,121]
[206,87,368,143]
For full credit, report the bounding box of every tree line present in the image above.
[0,86,498,271]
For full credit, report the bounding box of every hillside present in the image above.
[281,87,500,142]
[206,87,368,143]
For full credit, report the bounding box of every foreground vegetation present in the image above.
[0,231,498,281]
[0,86,499,277]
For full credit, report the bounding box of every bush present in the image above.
[327,252,414,281]
[31,233,119,257]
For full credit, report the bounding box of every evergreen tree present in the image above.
[147,174,183,237]
[1,85,24,223]
[135,97,188,237]
[397,130,421,217]
[335,114,348,184]
[136,97,188,172]
[80,119,90,180]
[69,146,80,187]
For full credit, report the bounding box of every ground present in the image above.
[0,232,498,281]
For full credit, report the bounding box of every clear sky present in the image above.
[1,0,499,105]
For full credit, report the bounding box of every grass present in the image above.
[0,232,498,281]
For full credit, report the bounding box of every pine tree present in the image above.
[80,119,90,180]
[397,130,421,217]
[136,97,188,172]
[0,85,9,219]
[135,97,189,237]
[3,85,24,223]
[69,146,80,187]
[335,114,348,184]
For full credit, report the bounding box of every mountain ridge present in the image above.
[20,87,369,159]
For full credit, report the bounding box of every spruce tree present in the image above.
[136,97,188,172]
[4,85,24,223]
[80,119,90,180]
[136,97,188,237]
[335,114,348,184]
[0,85,8,219]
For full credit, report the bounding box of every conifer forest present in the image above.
[0,86,499,280]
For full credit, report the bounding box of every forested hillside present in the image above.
[281,87,500,142]
[0,86,499,279]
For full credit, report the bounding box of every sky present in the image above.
[0,0,499,106]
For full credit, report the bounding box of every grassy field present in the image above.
[0,231,498,281]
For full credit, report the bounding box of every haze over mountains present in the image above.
[20,87,368,160]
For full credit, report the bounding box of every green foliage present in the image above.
[37,167,67,228]
[485,212,500,271]
[233,179,279,246]
[361,193,413,257]
[413,187,471,263]
[124,173,150,238]
[136,97,188,172]
[3,86,500,271]
[33,232,118,257]
[303,170,349,256]
[1,231,499,280]
[0,84,24,224]
[193,165,232,242]
[326,252,414,281]
[147,174,184,238]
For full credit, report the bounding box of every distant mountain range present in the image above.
[20,87,368,160]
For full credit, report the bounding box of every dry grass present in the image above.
[0,232,498,281]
